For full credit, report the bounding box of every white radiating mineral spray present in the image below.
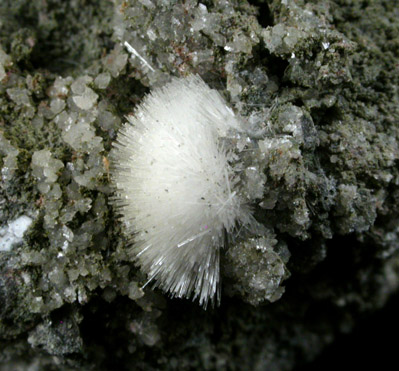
[111,75,256,308]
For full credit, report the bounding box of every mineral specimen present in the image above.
[0,0,398,370]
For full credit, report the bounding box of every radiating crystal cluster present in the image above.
[111,74,258,307]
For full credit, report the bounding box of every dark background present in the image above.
[299,292,399,370]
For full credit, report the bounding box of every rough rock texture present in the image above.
[0,0,398,370]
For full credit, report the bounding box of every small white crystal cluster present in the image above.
[224,236,291,306]
[0,133,19,184]
[111,75,256,307]
[31,150,64,194]
[0,215,33,252]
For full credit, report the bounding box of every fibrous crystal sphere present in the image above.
[111,75,255,307]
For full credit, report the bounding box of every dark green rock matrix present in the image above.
[0,0,398,369]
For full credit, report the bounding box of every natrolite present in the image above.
[111,75,255,308]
